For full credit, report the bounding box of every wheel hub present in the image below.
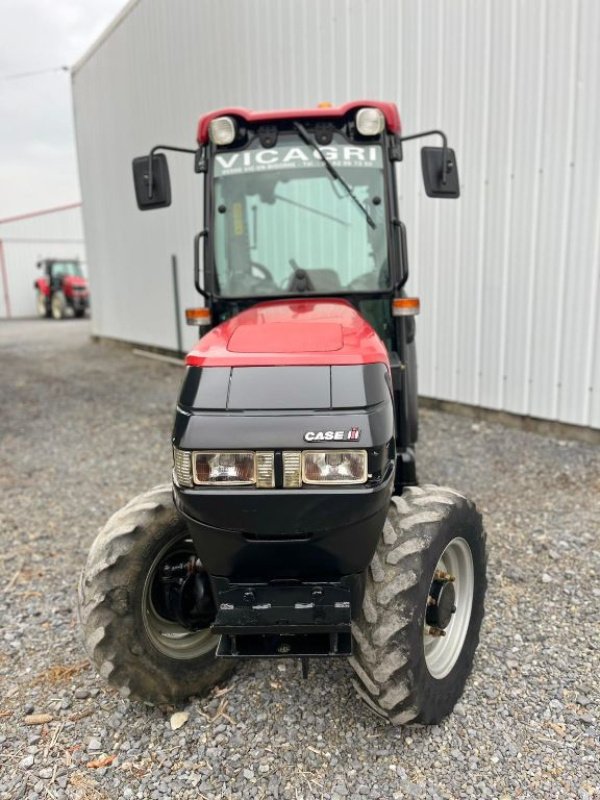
[152,554,216,630]
[423,538,475,679]
[426,573,456,630]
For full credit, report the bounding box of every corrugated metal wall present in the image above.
[72,0,600,429]
[0,205,86,318]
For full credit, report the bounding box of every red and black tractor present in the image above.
[35,258,89,320]
[78,101,486,725]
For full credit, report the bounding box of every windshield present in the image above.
[212,133,390,298]
[51,261,82,278]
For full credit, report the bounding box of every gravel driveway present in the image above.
[1,319,598,800]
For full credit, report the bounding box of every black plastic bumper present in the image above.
[174,473,393,581]
[69,296,89,310]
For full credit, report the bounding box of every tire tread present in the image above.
[79,484,233,703]
[349,485,486,725]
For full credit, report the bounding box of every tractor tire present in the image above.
[36,290,50,318]
[78,484,234,703]
[51,291,66,320]
[349,485,486,725]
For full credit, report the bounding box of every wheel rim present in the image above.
[142,537,218,660]
[423,537,474,679]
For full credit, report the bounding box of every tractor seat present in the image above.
[286,269,342,293]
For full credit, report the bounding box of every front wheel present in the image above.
[78,485,234,703]
[36,290,49,318]
[350,484,487,725]
[51,291,66,320]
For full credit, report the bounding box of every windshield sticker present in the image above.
[215,145,383,177]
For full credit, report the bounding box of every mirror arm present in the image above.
[194,230,210,300]
[146,144,197,199]
[400,129,450,185]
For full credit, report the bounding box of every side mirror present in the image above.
[132,153,171,210]
[421,147,460,198]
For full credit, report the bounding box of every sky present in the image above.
[0,0,127,219]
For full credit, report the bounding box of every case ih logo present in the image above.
[304,428,361,442]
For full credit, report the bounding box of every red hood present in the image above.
[63,275,87,289]
[186,299,389,369]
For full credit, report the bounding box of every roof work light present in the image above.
[355,107,385,136]
[208,116,237,145]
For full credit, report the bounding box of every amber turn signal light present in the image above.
[392,297,420,317]
[185,307,211,327]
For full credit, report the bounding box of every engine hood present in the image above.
[63,275,88,289]
[186,299,389,369]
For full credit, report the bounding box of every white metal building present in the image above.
[0,203,86,318]
[72,0,600,432]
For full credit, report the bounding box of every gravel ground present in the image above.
[0,318,598,800]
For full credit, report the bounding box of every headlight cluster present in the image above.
[173,448,368,488]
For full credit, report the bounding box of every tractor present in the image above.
[78,101,486,725]
[35,258,89,320]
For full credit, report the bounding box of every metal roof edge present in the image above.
[71,0,144,75]
[0,202,82,226]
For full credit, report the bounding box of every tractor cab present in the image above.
[133,101,458,337]
[203,109,398,353]
[206,116,392,299]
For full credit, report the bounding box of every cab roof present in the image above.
[197,100,401,145]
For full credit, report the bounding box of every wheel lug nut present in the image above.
[427,626,446,637]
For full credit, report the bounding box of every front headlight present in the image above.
[302,450,368,485]
[193,451,255,485]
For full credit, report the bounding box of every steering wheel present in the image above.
[347,265,389,292]
[250,261,274,282]
[347,272,375,291]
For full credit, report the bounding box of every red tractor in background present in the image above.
[35,259,89,319]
